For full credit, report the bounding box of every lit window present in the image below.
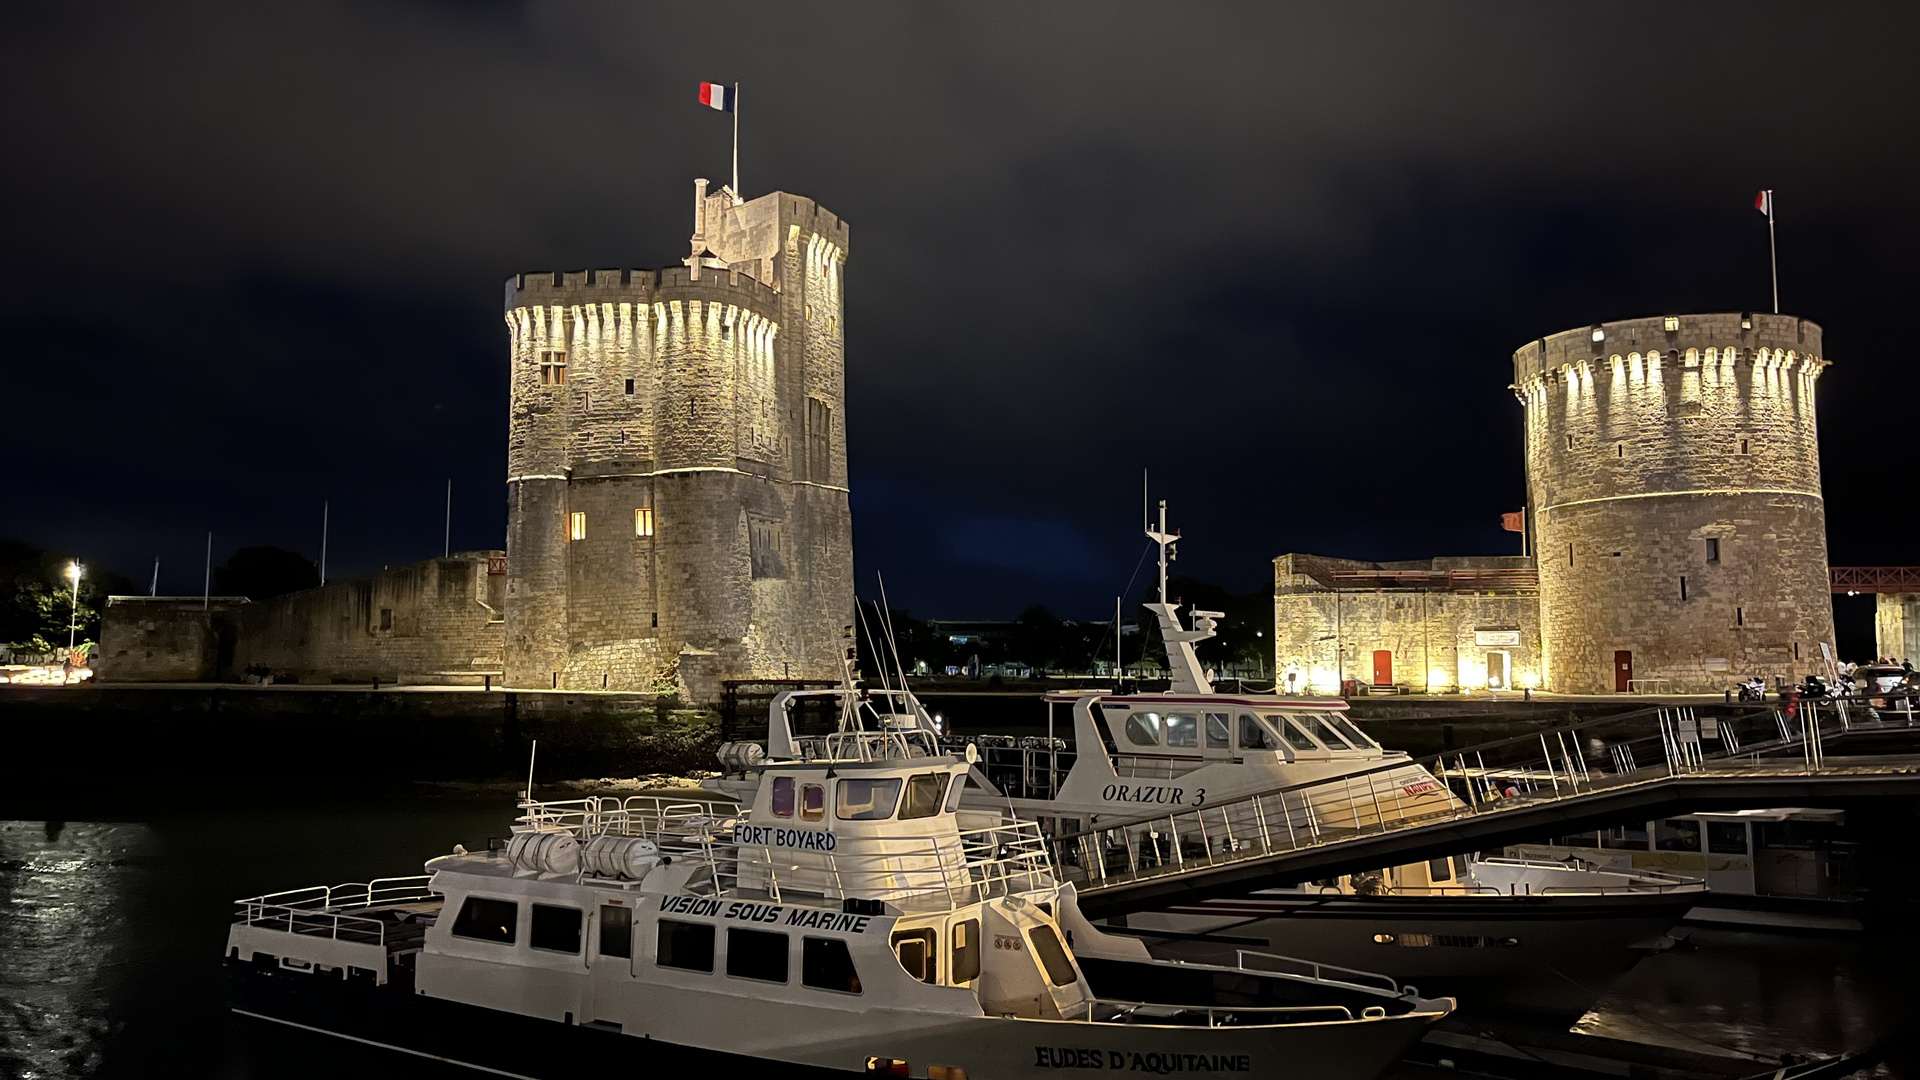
[805,303,814,321]
[1663,316,1680,332]
[540,350,567,385]
[570,512,587,541]
[1590,328,1605,342]
[634,508,655,537]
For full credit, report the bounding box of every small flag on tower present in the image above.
[1501,511,1526,533]
[698,82,736,113]
[1754,189,1772,217]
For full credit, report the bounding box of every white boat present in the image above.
[226,746,1453,1079]
[713,502,1704,1018]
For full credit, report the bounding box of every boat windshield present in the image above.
[1292,713,1355,751]
[1257,714,1319,753]
[1326,715,1377,750]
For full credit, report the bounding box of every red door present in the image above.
[1372,650,1393,686]
[1614,650,1633,693]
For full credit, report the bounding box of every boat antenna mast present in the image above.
[1142,494,1221,695]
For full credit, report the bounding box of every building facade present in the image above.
[1273,555,1541,694]
[1515,313,1834,693]
[502,180,854,698]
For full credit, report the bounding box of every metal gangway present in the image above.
[1052,698,1920,917]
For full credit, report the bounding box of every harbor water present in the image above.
[2,807,1916,1079]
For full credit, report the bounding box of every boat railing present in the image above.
[706,819,1057,911]
[1234,948,1401,993]
[231,875,436,946]
[514,795,731,842]
[1087,998,1363,1027]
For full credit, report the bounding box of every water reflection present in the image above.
[0,820,155,1080]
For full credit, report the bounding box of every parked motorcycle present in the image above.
[1735,677,1767,703]
[1798,674,1832,700]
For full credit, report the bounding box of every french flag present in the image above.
[698,82,735,113]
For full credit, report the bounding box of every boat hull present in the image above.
[229,958,1440,1080]
[1123,892,1694,1020]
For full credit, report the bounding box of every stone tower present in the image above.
[1513,313,1834,694]
[502,181,852,699]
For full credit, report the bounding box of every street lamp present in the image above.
[66,562,81,653]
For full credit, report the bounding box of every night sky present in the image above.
[5,3,1917,620]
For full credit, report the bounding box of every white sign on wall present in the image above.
[1473,628,1522,647]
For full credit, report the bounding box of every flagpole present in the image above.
[731,82,740,198]
[1767,190,1779,314]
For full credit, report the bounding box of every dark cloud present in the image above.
[3,2,1916,617]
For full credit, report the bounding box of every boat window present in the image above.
[1328,715,1377,750]
[727,928,789,983]
[1237,714,1276,751]
[450,896,517,945]
[1452,855,1470,879]
[1123,713,1161,746]
[900,773,950,819]
[1295,714,1351,750]
[891,927,938,984]
[951,918,981,983]
[1707,821,1749,855]
[801,937,862,994]
[1654,819,1702,853]
[1027,924,1078,987]
[771,776,795,817]
[656,919,715,972]
[1260,714,1319,753]
[944,774,967,813]
[1600,823,1650,850]
[1204,714,1231,750]
[598,906,632,959]
[1163,714,1199,748]
[836,777,903,821]
[801,783,826,821]
[1428,857,1452,883]
[528,904,581,954]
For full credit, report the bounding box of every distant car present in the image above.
[1852,665,1916,705]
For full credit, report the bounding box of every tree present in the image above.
[213,546,320,600]
[0,539,136,652]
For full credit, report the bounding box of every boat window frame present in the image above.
[836,777,904,821]
[598,905,632,959]
[529,903,583,954]
[1162,713,1199,749]
[656,918,716,973]
[943,773,967,813]
[1259,713,1320,753]
[1237,713,1282,752]
[801,782,826,821]
[1291,713,1352,751]
[1654,818,1703,853]
[899,772,950,820]
[1706,820,1750,856]
[1204,713,1231,750]
[1122,712,1162,747]
[801,936,863,995]
[725,926,791,984]
[1026,923,1079,987]
[1326,714,1377,750]
[449,895,519,946]
[890,926,939,984]
[950,918,981,984]
[771,775,796,818]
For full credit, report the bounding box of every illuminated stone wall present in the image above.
[1272,555,1541,693]
[1876,594,1920,664]
[502,183,852,699]
[98,554,506,684]
[1514,313,1833,693]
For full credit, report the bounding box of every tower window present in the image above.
[634,508,655,538]
[827,315,836,333]
[540,350,567,385]
[1736,606,1744,626]
[1565,434,1574,450]
[1706,538,1720,563]
[1567,543,1574,568]
[1590,328,1605,342]
[806,397,832,479]
[805,303,814,321]
[569,512,587,541]
[625,378,635,396]
[1663,316,1679,332]
[1738,438,1749,454]
[379,608,393,631]
[1793,642,1800,661]
[1679,576,1688,601]
[1616,443,1624,458]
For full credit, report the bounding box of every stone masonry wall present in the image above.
[501,185,853,700]
[1877,594,1920,664]
[1515,313,1834,692]
[1273,555,1541,693]
[98,598,246,681]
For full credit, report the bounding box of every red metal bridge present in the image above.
[1830,567,1920,594]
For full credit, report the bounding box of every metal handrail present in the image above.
[1234,948,1400,993]
[1087,997,1358,1027]
[232,875,436,947]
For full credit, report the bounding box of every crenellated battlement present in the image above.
[1513,313,1823,387]
[506,265,781,312]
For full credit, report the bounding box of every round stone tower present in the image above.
[1513,313,1834,694]
[502,180,853,699]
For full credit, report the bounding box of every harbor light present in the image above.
[66,562,82,654]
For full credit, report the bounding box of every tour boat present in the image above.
[709,502,1704,1018]
[226,747,1453,1079]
